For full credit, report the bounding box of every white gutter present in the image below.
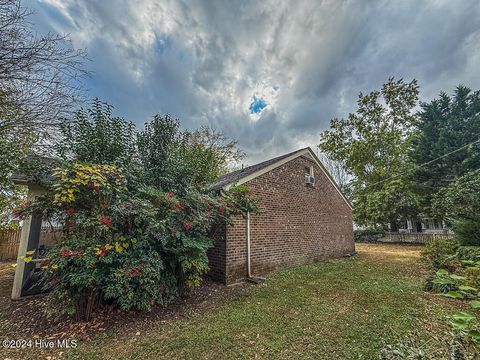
[246,211,251,278]
[245,212,266,284]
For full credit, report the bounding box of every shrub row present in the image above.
[353,229,385,243]
[17,163,258,321]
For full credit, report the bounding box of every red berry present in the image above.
[182,222,193,231]
[99,214,113,227]
[174,202,185,211]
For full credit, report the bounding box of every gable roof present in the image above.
[210,148,308,190]
[212,147,352,209]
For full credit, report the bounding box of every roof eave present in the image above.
[221,147,352,210]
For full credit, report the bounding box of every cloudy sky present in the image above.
[27,0,480,164]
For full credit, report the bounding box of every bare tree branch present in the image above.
[0,0,89,137]
[318,151,350,192]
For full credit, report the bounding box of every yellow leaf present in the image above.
[105,244,113,251]
[11,263,17,268]
[115,242,123,253]
[52,264,58,270]
[26,250,35,255]
[95,248,101,255]
[122,242,129,249]
[24,256,33,263]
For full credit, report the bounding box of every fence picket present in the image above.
[0,229,22,260]
[378,232,454,244]
[0,228,62,261]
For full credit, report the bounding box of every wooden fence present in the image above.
[378,232,454,244]
[0,229,22,260]
[0,227,62,261]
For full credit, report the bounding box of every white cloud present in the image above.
[28,0,480,163]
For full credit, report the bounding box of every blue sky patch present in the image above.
[249,96,267,114]
[154,33,173,54]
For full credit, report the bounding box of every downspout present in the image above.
[245,211,265,283]
[246,211,251,278]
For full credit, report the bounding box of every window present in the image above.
[304,166,314,177]
[433,219,442,229]
[423,219,443,230]
[304,165,315,186]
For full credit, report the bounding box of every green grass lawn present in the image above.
[1,244,463,359]
[64,244,459,359]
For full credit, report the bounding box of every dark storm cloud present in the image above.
[26,0,480,163]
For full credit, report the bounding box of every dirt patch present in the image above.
[356,243,423,261]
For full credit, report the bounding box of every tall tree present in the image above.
[432,169,480,223]
[0,0,88,136]
[411,86,480,216]
[137,116,245,192]
[177,126,244,182]
[318,153,350,195]
[0,0,88,226]
[137,114,180,191]
[55,99,137,168]
[432,169,480,246]
[0,127,35,228]
[319,77,419,228]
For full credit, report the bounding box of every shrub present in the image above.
[457,246,480,262]
[421,238,460,269]
[426,257,480,351]
[381,331,467,359]
[454,220,480,246]
[354,229,385,243]
[20,163,258,320]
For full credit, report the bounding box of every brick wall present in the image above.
[222,154,354,284]
[206,224,227,283]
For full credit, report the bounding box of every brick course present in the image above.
[206,224,227,283]
[208,153,354,284]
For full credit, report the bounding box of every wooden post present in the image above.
[11,185,44,300]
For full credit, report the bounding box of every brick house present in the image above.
[207,147,354,285]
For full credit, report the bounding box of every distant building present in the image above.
[397,218,451,234]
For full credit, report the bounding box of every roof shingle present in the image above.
[210,147,308,189]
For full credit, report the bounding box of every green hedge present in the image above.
[421,238,460,269]
[354,229,385,243]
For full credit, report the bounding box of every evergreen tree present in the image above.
[411,86,480,216]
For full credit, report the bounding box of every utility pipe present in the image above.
[246,211,251,278]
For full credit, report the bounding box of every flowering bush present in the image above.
[23,162,257,320]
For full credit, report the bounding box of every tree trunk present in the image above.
[176,263,190,299]
[75,288,100,322]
